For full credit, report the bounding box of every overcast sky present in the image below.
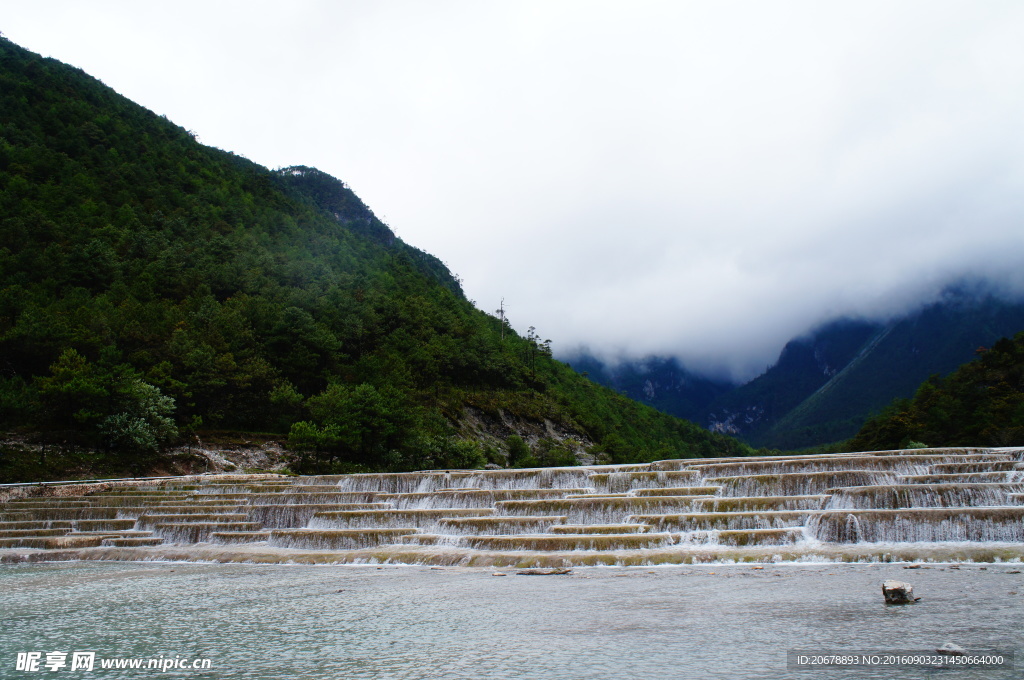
[6,1,1024,380]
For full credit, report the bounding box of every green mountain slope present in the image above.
[0,37,749,477]
[702,318,879,440]
[702,289,1024,449]
[848,332,1024,450]
[753,290,1024,449]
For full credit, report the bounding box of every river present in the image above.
[2,561,1021,679]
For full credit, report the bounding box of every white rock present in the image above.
[936,642,967,656]
[882,580,920,604]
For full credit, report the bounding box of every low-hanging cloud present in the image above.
[5,1,1024,381]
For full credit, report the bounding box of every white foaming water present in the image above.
[807,508,1024,543]
[826,483,1024,510]
[708,471,901,497]
[2,448,1024,564]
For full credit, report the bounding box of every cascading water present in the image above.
[3,447,1024,564]
[435,516,569,535]
[244,503,390,528]
[807,508,1024,543]
[707,470,900,497]
[825,483,1024,509]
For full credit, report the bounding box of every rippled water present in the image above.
[2,562,1021,679]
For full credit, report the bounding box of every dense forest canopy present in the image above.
[0,37,750,478]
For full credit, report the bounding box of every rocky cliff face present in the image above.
[455,407,595,464]
[704,318,881,439]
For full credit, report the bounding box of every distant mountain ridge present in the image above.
[570,286,1024,450]
[847,330,1024,450]
[565,354,734,423]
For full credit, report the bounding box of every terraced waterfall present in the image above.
[2,447,1023,566]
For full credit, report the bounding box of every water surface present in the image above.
[2,562,1021,679]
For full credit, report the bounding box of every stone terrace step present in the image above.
[564,493,632,499]
[868,448,995,456]
[142,505,246,515]
[0,508,123,521]
[200,479,295,485]
[635,511,818,532]
[932,462,1024,474]
[210,531,272,544]
[75,491,158,497]
[309,508,494,529]
[589,470,701,492]
[445,468,600,490]
[268,528,421,549]
[243,503,393,528]
[0,520,74,530]
[687,495,829,512]
[899,472,1023,484]
[549,524,651,534]
[137,513,251,528]
[200,493,372,505]
[6,500,92,507]
[76,496,191,505]
[322,473,451,494]
[426,533,677,551]
[708,471,899,496]
[194,484,341,494]
[101,537,165,547]
[634,487,723,496]
[0,528,71,538]
[825,483,1024,509]
[495,496,715,523]
[648,455,848,471]
[435,516,568,535]
[0,535,106,549]
[808,507,1024,543]
[153,522,264,543]
[374,489,587,509]
[155,499,250,506]
[691,454,1015,478]
[72,519,138,531]
[679,528,806,547]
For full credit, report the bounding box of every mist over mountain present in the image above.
[6,4,1024,385]
[564,354,735,425]
[569,283,1024,450]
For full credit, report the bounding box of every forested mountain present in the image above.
[848,332,1024,450]
[571,287,1024,450]
[718,288,1024,449]
[564,354,734,424]
[0,37,750,478]
[702,318,880,445]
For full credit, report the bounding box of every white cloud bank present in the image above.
[5,1,1024,379]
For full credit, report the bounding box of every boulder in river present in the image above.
[882,580,921,604]
[936,642,967,656]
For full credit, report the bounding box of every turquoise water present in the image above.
[1,562,1021,679]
